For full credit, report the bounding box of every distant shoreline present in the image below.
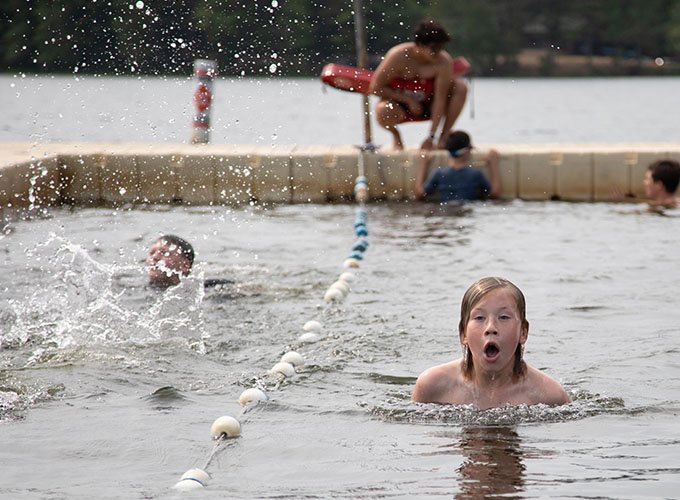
[505,48,679,77]
[2,48,678,78]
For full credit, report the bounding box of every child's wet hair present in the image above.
[648,159,680,194]
[155,234,195,266]
[458,277,527,380]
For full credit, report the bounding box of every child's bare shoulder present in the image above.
[412,361,463,403]
[524,365,571,406]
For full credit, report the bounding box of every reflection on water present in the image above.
[456,426,525,500]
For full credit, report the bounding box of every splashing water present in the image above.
[2,233,207,354]
[366,390,628,426]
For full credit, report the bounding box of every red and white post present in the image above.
[190,59,217,144]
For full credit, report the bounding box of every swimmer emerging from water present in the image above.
[415,130,501,202]
[146,234,194,288]
[610,159,680,209]
[412,277,571,409]
[146,235,234,290]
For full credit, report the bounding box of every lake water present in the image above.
[2,75,680,146]
[1,76,680,498]
[1,200,679,499]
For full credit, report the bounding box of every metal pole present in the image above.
[191,59,217,144]
[353,0,372,146]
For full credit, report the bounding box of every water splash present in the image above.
[365,389,629,426]
[0,376,64,422]
[2,233,207,354]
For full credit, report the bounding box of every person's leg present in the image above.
[436,78,468,149]
[375,100,407,150]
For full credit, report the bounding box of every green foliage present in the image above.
[667,0,680,53]
[1,0,678,75]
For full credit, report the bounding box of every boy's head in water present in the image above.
[645,159,680,198]
[458,277,528,381]
[146,235,194,288]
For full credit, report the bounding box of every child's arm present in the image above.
[486,149,501,199]
[609,189,675,209]
[609,188,645,203]
[414,151,432,199]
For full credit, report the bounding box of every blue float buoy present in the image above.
[352,238,369,252]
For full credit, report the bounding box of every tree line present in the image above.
[2,0,680,77]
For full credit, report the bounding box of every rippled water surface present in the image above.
[1,201,679,499]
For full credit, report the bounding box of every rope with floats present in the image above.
[173,2,374,489]
[172,148,372,493]
[172,176,371,491]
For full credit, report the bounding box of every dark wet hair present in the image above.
[445,130,472,156]
[458,277,527,381]
[413,18,451,46]
[156,234,195,266]
[648,159,680,194]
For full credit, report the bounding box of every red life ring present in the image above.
[321,57,470,122]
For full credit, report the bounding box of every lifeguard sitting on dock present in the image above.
[369,18,468,151]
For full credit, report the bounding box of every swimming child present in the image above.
[146,235,234,290]
[415,130,500,202]
[146,234,194,288]
[411,277,571,409]
[610,158,680,209]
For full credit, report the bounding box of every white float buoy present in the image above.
[330,280,350,295]
[343,258,360,268]
[239,388,269,405]
[268,361,295,378]
[173,468,211,489]
[281,351,305,367]
[303,320,322,331]
[324,287,344,302]
[298,332,319,343]
[339,272,355,282]
[210,415,242,439]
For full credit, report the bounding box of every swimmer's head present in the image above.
[146,234,194,288]
[458,277,527,380]
[646,159,680,196]
[414,18,451,48]
[445,130,472,158]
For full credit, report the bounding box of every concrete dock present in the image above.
[2,142,680,210]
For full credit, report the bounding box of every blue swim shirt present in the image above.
[422,166,491,202]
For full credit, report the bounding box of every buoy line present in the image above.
[172,154,373,491]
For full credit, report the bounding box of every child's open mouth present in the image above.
[483,343,500,362]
